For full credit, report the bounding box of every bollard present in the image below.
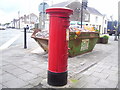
[24,28,27,49]
[46,8,73,86]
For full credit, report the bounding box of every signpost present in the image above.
[38,2,49,29]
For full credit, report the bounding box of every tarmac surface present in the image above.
[0,32,119,89]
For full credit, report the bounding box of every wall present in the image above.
[89,14,104,33]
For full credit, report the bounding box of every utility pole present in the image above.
[81,0,88,28]
[81,3,83,28]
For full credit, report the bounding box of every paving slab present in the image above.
[6,68,27,76]
[2,73,18,83]
[2,78,29,88]
[28,76,43,87]
[95,79,118,88]
[82,83,101,88]
[17,72,38,82]
[78,75,100,84]
[1,35,118,88]
[0,84,2,90]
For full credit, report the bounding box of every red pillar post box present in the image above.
[46,8,73,86]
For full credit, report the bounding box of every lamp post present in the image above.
[81,0,88,28]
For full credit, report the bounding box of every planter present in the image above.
[97,37,108,44]
[97,35,109,44]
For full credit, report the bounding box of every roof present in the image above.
[87,7,103,16]
[51,1,69,7]
[52,1,103,16]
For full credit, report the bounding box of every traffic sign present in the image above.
[38,2,49,13]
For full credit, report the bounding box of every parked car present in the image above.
[0,25,6,30]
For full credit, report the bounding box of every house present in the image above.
[44,0,107,34]
[118,1,120,33]
[102,15,108,34]
[9,13,38,29]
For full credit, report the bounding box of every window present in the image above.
[77,22,81,25]
[105,20,107,24]
[95,16,98,23]
[85,14,89,21]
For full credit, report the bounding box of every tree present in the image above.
[4,23,10,26]
[114,24,118,41]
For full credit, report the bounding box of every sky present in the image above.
[0,0,119,24]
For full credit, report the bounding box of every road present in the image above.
[0,28,35,50]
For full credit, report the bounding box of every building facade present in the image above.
[9,13,38,29]
[45,0,108,34]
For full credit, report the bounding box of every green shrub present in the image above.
[100,35,109,39]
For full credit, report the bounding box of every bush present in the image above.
[100,35,109,39]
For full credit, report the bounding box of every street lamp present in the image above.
[81,0,88,28]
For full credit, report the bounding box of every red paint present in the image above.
[46,8,73,73]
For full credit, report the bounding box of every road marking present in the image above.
[0,34,21,50]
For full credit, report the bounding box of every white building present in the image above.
[48,0,108,34]
[9,13,38,29]
[84,7,108,34]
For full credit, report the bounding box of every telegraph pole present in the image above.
[81,0,88,28]
[81,3,83,28]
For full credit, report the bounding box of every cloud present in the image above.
[0,0,37,23]
[0,10,18,24]
[0,0,119,24]
[0,0,21,13]
[88,0,118,20]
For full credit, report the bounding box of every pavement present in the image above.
[0,32,119,89]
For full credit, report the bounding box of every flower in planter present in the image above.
[100,35,109,39]
[100,35,109,44]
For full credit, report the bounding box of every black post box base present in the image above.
[48,70,67,86]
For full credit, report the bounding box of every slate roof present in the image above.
[52,1,103,16]
[87,7,103,16]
